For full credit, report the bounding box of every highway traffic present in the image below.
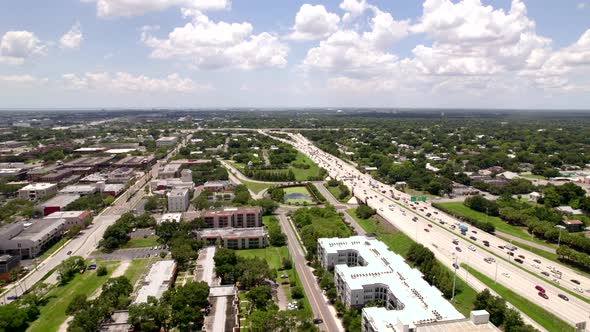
[279,131,590,328]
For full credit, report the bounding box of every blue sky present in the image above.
[0,0,589,109]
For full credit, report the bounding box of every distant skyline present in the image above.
[0,0,589,109]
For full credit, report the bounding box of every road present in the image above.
[1,134,190,303]
[277,211,343,332]
[275,131,590,328]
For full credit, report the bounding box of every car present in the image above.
[533,259,541,264]
[440,221,445,225]
[424,228,430,232]
[538,292,549,299]
[571,279,581,285]
[455,247,462,252]
[574,287,584,293]
[281,274,288,278]
[541,271,550,277]
[67,250,72,255]
[498,245,504,249]
[558,294,569,301]
[428,224,433,228]
[313,318,324,324]
[450,225,456,229]
[468,245,476,252]
[507,252,514,256]
[88,264,97,270]
[469,236,477,241]
[483,240,490,247]
[514,258,523,264]
[472,230,477,234]
[518,255,525,259]
[452,239,459,245]
[502,272,510,278]
[453,263,459,269]
[535,285,545,293]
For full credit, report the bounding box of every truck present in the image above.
[459,224,468,235]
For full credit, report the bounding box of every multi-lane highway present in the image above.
[276,131,590,328]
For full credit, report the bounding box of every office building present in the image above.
[113,155,156,169]
[318,236,465,332]
[0,219,65,259]
[107,167,135,183]
[167,188,190,212]
[134,260,177,303]
[159,163,182,179]
[39,194,81,216]
[44,210,92,229]
[18,183,58,200]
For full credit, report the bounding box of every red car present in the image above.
[538,292,548,299]
[535,285,545,293]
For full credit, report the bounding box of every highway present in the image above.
[276,131,590,328]
[278,211,343,332]
[1,135,189,304]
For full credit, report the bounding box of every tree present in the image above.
[269,187,285,202]
[58,256,85,285]
[162,281,210,331]
[96,265,108,276]
[144,196,160,212]
[291,286,304,299]
[66,294,88,315]
[246,286,273,310]
[355,205,376,219]
[254,198,279,215]
[66,224,82,239]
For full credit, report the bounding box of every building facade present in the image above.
[201,207,262,229]
[167,188,190,212]
[18,183,58,200]
[0,219,66,259]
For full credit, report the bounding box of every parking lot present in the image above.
[89,246,166,261]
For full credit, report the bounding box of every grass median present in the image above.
[462,263,573,332]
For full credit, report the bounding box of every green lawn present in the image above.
[326,185,352,203]
[123,258,152,288]
[122,235,160,249]
[289,152,321,181]
[283,186,314,205]
[346,208,476,315]
[520,173,546,180]
[346,208,414,257]
[240,179,274,194]
[309,211,353,238]
[28,260,120,332]
[437,202,555,249]
[462,264,573,332]
[236,246,312,314]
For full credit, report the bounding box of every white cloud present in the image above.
[301,5,409,76]
[0,74,48,85]
[289,4,340,41]
[62,71,211,92]
[60,22,83,50]
[85,0,230,18]
[0,31,46,64]
[410,0,551,75]
[142,12,288,70]
[340,0,368,22]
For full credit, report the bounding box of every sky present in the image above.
[0,0,589,109]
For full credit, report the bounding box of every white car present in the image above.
[574,287,584,293]
[502,272,510,278]
[468,245,476,251]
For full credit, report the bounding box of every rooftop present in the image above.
[39,194,81,208]
[320,236,463,327]
[158,213,182,224]
[45,210,90,220]
[12,218,65,242]
[201,206,261,217]
[134,260,176,304]
[168,188,189,196]
[20,183,57,190]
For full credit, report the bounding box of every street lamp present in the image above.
[451,253,458,301]
[555,225,566,247]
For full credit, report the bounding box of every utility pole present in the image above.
[451,254,458,301]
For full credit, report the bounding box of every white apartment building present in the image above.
[18,183,58,200]
[318,236,465,332]
[167,188,190,212]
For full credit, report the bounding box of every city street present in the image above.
[277,211,343,332]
